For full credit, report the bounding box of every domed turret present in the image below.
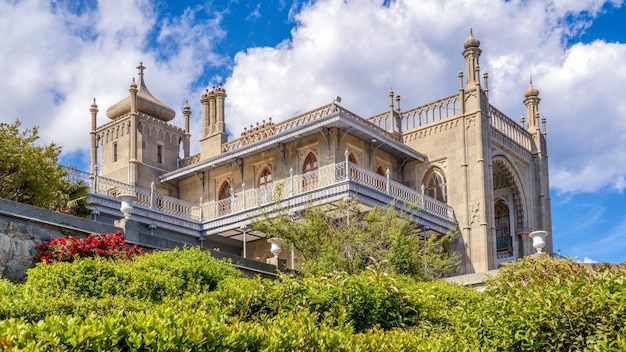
[524,76,540,98]
[106,63,176,122]
[463,29,480,49]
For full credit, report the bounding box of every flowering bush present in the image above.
[35,232,142,264]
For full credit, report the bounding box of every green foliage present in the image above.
[470,255,626,351]
[0,119,69,209]
[1,250,626,351]
[252,200,460,279]
[55,179,98,217]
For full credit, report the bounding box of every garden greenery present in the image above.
[1,249,625,350]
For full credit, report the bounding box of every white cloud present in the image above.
[1,0,626,195]
[0,0,225,155]
[224,0,626,194]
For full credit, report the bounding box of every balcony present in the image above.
[64,161,457,240]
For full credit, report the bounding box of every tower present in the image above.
[91,63,190,193]
[200,83,228,159]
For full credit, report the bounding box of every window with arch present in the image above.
[348,152,359,179]
[423,168,447,203]
[218,180,231,215]
[302,152,318,191]
[495,200,513,257]
[376,165,387,191]
[258,167,273,203]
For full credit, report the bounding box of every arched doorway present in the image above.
[492,157,526,262]
[218,180,231,215]
[303,152,318,191]
[258,166,273,203]
[376,165,386,191]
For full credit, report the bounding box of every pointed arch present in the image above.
[218,180,231,215]
[303,152,318,191]
[375,165,387,191]
[258,166,273,203]
[492,156,527,230]
[422,167,447,203]
[348,152,359,179]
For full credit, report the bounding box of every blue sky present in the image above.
[0,0,625,263]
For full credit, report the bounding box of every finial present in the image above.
[463,28,480,49]
[91,98,97,107]
[137,62,145,76]
[524,74,539,98]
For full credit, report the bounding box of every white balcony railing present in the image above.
[64,160,456,224]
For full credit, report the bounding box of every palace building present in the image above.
[77,31,552,275]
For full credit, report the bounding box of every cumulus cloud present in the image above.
[0,0,225,156]
[224,0,626,194]
[1,0,625,195]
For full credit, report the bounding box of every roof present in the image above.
[160,103,426,182]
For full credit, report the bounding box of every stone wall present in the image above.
[0,197,121,282]
[0,197,279,282]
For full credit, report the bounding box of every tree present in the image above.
[252,198,460,279]
[0,119,68,209]
[54,179,98,217]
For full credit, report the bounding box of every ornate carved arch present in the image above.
[492,156,527,229]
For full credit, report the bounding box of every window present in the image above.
[376,165,387,191]
[258,167,273,203]
[495,200,513,257]
[303,152,318,191]
[218,180,231,215]
[423,168,447,203]
[157,144,163,164]
[348,152,359,179]
[113,142,118,162]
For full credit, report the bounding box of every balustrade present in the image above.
[63,160,456,225]
[489,105,532,150]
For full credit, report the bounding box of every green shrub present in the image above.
[473,256,626,351]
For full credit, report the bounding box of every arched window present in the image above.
[348,152,359,179]
[423,168,447,203]
[495,200,513,257]
[218,180,231,215]
[303,152,318,191]
[258,167,273,203]
[376,165,387,191]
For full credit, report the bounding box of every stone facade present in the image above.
[87,32,552,275]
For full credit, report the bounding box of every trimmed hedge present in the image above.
[1,251,625,351]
